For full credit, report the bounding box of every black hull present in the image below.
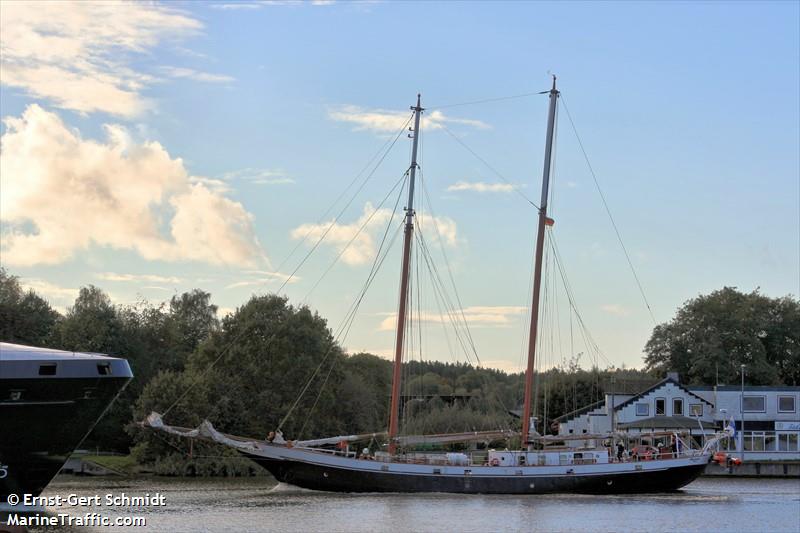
[246,454,710,494]
[0,376,130,498]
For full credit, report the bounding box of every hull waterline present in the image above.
[245,452,711,495]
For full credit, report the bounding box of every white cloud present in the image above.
[291,203,457,266]
[0,105,266,267]
[211,3,264,9]
[328,105,489,133]
[480,359,524,374]
[447,181,514,193]
[20,278,78,312]
[221,168,294,185]
[212,0,334,8]
[378,305,526,331]
[95,272,184,284]
[160,66,235,84]
[600,304,630,317]
[347,347,394,359]
[189,176,232,193]
[226,270,299,289]
[217,306,236,317]
[0,1,203,117]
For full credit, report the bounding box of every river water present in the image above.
[5,475,799,533]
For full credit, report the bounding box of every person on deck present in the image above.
[616,443,625,462]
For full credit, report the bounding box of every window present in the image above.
[655,398,666,416]
[673,398,683,416]
[690,403,703,417]
[742,396,766,412]
[38,364,57,376]
[97,363,112,375]
[778,396,796,413]
[722,436,737,452]
[778,433,799,452]
[744,432,765,451]
[636,403,649,416]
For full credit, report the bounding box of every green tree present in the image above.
[0,267,60,345]
[133,294,347,461]
[644,287,800,385]
[56,285,124,354]
[166,289,218,368]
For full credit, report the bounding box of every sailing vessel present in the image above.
[147,78,731,493]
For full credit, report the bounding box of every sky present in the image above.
[1,1,798,373]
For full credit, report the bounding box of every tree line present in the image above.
[1,267,797,470]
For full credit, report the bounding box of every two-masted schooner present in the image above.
[147,78,730,493]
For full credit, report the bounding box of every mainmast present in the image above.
[521,76,559,444]
[388,94,423,453]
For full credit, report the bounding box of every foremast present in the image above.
[521,77,559,444]
[388,94,423,454]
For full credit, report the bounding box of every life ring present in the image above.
[489,458,500,467]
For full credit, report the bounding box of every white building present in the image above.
[555,373,800,462]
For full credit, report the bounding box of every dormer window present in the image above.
[655,398,666,416]
[673,398,683,416]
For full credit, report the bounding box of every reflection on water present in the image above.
[4,476,799,533]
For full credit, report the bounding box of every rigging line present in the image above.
[296,190,408,437]
[415,226,514,419]
[559,96,657,325]
[273,112,415,278]
[302,171,408,301]
[283,219,405,434]
[414,231,476,366]
[549,233,613,368]
[438,121,540,211]
[416,175,458,366]
[275,113,413,296]
[428,91,543,110]
[161,323,280,419]
[414,223,511,432]
[417,231,479,366]
[419,174,482,365]
[166,149,411,424]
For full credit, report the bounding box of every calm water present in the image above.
[6,475,799,533]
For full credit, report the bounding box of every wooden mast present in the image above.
[388,94,423,454]
[521,76,559,444]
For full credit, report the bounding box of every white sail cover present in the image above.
[145,412,265,452]
[146,412,518,451]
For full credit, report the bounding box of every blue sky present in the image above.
[1,1,798,372]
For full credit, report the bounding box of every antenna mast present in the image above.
[522,77,559,444]
[388,94,423,454]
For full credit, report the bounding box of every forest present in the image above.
[1,267,797,473]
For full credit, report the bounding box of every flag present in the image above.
[724,416,736,440]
